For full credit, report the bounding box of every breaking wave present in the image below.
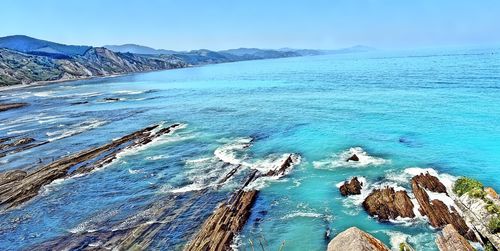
[313,147,388,169]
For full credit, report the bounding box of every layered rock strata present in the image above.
[363,187,415,220]
[0,123,181,209]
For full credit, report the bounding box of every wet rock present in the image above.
[363,187,415,220]
[185,154,299,251]
[412,172,447,193]
[0,123,181,210]
[70,101,89,105]
[411,174,477,241]
[0,137,34,150]
[339,177,363,196]
[435,224,475,251]
[0,103,28,112]
[346,154,359,162]
[327,227,389,251]
[11,138,35,147]
[103,97,120,102]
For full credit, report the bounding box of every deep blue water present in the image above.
[0,48,499,250]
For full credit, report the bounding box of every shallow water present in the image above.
[0,48,499,250]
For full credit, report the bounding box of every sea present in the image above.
[0,47,499,250]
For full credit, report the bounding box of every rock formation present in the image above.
[362,187,415,220]
[327,227,389,251]
[411,173,477,241]
[184,154,299,251]
[454,193,500,249]
[435,224,475,251]
[411,172,447,193]
[346,154,359,162]
[0,123,181,210]
[0,102,28,112]
[0,136,46,158]
[340,177,363,196]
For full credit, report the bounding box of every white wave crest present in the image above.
[313,147,388,169]
[46,119,108,141]
[214,137,252,165]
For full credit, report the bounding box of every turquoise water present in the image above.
[0,48,499,250]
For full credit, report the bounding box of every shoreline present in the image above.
[0,68,184,92]
[0,54,323,93]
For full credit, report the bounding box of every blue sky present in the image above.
[1,0,500,50]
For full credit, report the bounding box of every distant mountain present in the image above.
[327,45,376,54]
[0,35,91,59]
[0,36,187,86]
[0,35,376,86]
[103,44,177,55]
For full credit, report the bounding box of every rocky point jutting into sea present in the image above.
[0,46,499,250]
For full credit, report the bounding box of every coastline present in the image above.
[0,68,182,92]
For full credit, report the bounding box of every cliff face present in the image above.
[0,47,187,86]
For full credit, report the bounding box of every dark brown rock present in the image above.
[0,103,28,112]
[346,154,359,162]
[363,187,415,220]
[412,172,447,194]
[411,174,477,241]
[340,177,363,196]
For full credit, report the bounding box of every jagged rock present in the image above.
[485,187,499,199]
[362,187,415,220]
[327,227,389,251]
[412,172,447,193]
[0,103,28,112]
[184,154,299,251]
[340,177,363,196]
[346,154,359,162]
[0,123,181,209]
[411,174,477,241]
[435,224,475,251]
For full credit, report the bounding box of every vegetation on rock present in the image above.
[453,177,483,196]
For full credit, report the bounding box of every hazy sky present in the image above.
[1,0,500,50]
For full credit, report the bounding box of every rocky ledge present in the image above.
[184,154,299,251]
[0,123,181,210]
[339,177,363,196]
[327,227,389,251]
[362,187,415,220]
[0,102,28,112]
[436,224,475,251]
[411,173,477,241]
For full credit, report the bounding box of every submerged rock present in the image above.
[327,227,389,251]
[0,102,28,112]
[411,174,477,241]
[362,187,415,220]
[0,123,181,210]
[435,224,475,251]
[339,177,363,196]
[346,154,359,162]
